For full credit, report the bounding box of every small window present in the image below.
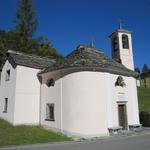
[6,70,10,81]
[122,34,129,49]
[46,103,55,121]
[0,72,1,84]
[112,36,119,51]
[46,78,55,87]
[3,98,8,113]
[115,76,126,87]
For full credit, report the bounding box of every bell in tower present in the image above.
[109,23,134,70]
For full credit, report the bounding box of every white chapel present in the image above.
[0,26,140,138]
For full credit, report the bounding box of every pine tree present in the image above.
[142,64,149,73]
[13,0,38,39]
[0,0,63,66]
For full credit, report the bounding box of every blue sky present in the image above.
[0,0,150,70]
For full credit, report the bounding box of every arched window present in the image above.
[115,76,126,87]
[46,78,55,87]
[122,34,129,49]
[112,36,119,51]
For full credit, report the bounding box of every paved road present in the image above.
[1,133,150,150]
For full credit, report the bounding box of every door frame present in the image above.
[117,102,128,130]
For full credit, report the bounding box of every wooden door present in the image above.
[118,104,127,129]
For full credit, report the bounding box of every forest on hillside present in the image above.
[0,0,63,66]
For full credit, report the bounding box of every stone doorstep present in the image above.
[129,124,142,128]
[108,124,143,135]
[129,124,142,131]
[108,126,123,135]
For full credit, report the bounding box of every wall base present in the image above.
[42,125,109,140]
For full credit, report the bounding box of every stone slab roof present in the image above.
[7,50,55,70]
[39,45,138,77]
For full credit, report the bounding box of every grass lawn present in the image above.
[138,87,150,112]
[0,118,71,147]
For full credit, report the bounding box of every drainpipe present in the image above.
[39,76,42,126]
[60,78,63,133]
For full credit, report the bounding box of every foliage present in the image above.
[35,36,63,60]
[0,0,63,66]
[13,0,38,38]
[0,30,19,65]
[142,64,149,73]
[138,87,150,112]
[0,118,71,147]
[0,30,63,66]
[135,67,141,73]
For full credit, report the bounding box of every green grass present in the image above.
[138,87,150,112]
[0,118,71,147]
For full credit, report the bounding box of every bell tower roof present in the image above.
[109,23,131,37]
[117,28,131,33]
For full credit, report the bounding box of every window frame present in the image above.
[45,103,55,121]
[3,98,8,113]
[112,36,119,52]
[5,69,10,81]
[122,34,129,49]
[0,72,1,84]
[46,78,55,87]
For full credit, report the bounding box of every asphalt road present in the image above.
[1,133,150,150]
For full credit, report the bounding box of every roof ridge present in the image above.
[87,47,104,54]
[7,50,55,61]
[66,46,104,58]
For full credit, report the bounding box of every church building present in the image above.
[0,26,140,138]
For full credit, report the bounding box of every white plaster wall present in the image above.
[41,71,110,137]
[13,66,40,125]
[0,60,17,124]
[136,79,140,87]
[41,71,140,137]
[108,74,139,127]
[40,80,61,130]
[125,77,140,125]
[62,72,108,136]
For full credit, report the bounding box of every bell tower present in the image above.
[110,24,134,70]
